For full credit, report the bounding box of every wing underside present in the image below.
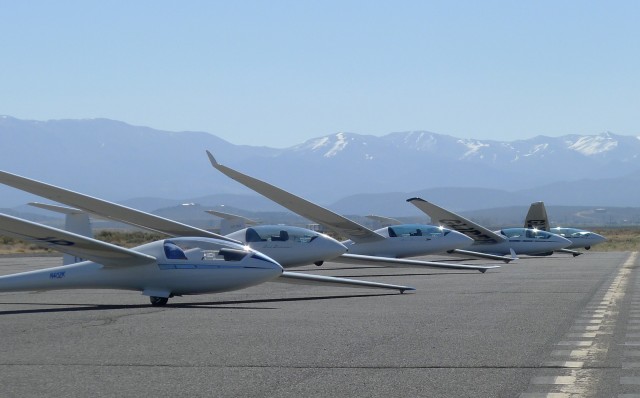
[0,213,156,268]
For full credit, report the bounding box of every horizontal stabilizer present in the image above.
[29,202,84,215]
[276,271,415,293]
[366,215,402,226]
[205,210,259,225]
[0,213,156,268]
[336,253,500,273]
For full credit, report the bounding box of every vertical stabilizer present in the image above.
[524,201,549,231]
[29,202,93,264]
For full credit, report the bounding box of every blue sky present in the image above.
[1,1,639,147]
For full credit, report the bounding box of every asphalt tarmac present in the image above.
[0,252,639,397]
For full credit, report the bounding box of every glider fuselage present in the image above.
[0,238,282,297]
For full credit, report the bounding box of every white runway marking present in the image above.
[531,376,576,385]
[556,341,593,347]
[620,252,640,397]
[566,333,597,338]
[543,361,584,368]
[519,252,638,397]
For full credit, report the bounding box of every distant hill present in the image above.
[2,115,640,210]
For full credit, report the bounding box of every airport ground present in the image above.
[1,252,640,397]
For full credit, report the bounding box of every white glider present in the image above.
[407,198,571,256]
[0,215,414,306]
[0,213,282,306]
[0,172,415,303]
[207,151,503,272]
[0,171,346,268]
[525,201,606,255]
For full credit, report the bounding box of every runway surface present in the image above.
[1,252,639,397]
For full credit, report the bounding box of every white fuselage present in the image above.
[226,225,347,267]
[469,228,571,255]
[550,227,607,250]
[342,224,473,258]
[0,239,283,297]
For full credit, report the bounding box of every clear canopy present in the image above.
[387,224,448,238]
[163,238,251,262]
[244,226,320,243]
[500,228,554,239]
[551,227,592,238]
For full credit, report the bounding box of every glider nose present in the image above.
[249,251,284,276]
[592,233,607,245]
[447,230,475,249]
[555,235,572,250]
[314,234,348,259]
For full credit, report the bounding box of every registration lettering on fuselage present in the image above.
[49,271,66,279]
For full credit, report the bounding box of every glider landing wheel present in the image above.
[150,296,169,306]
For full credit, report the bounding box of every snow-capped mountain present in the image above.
[1,116,639,208]
[306,130,640,165]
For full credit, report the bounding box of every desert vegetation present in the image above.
[587,227,640,252]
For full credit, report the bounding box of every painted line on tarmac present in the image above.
[619,252,640,397]
[519,252,637,398]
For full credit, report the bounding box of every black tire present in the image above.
[150,296,169,306]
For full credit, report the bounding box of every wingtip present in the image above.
[406,197,425,203]
[205,150,219,167]
[508,248,519,262]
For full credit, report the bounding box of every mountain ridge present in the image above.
[1,115,638,209]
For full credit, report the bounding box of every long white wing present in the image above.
[446,248,517,264]
[524,201,549,231]
[207,151,385,244]
[0,170,240,244]
[277,271,414,293]
[0,213,155,268]
[335,253,500,273]
[407,198,507,244]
